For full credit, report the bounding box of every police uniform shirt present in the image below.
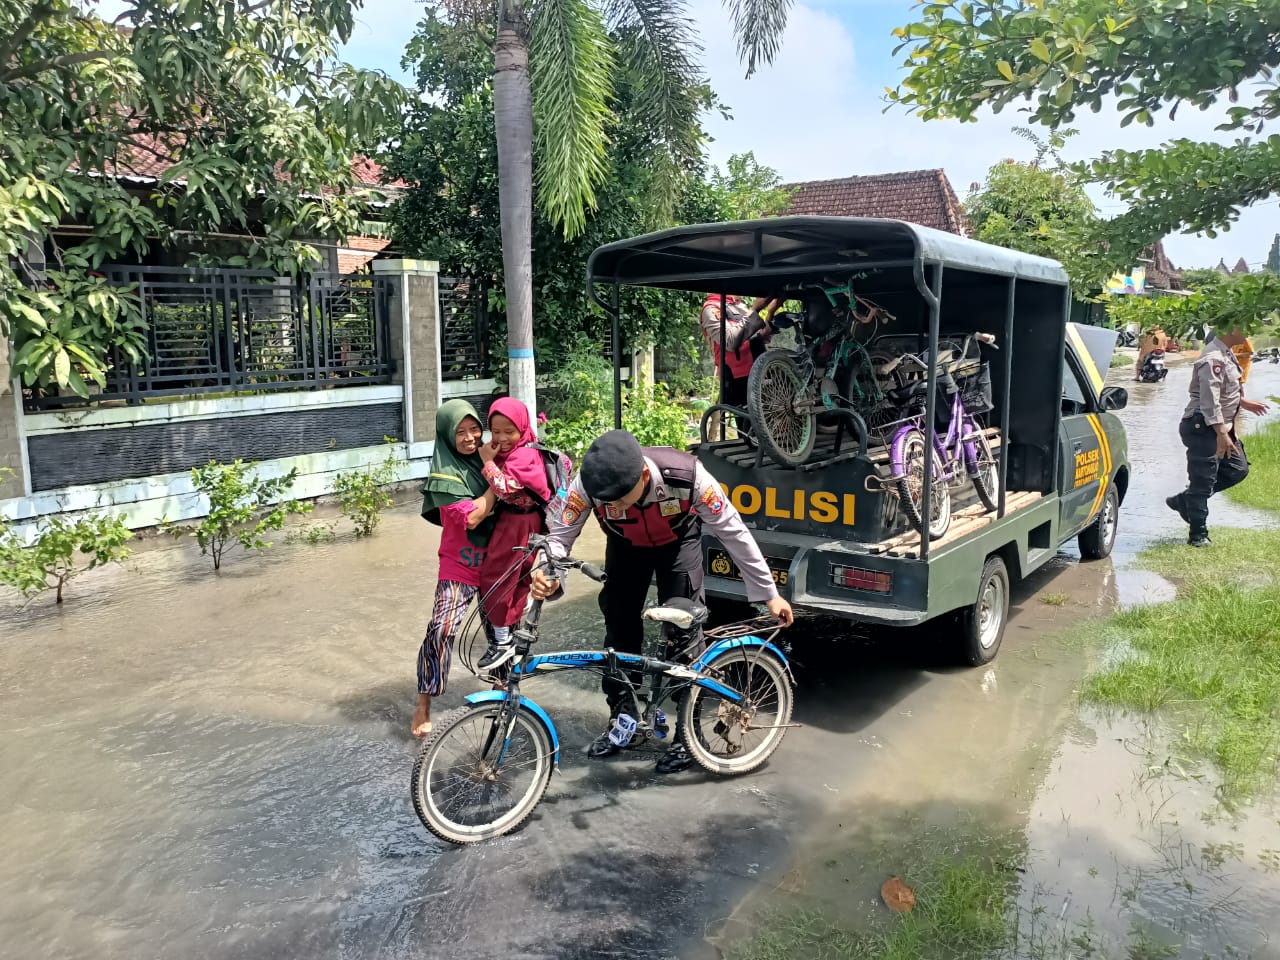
[1183,336,1244,426]
[544,455,781,602]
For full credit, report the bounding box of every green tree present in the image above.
[888,0,1280,278]
[1182,268,1226,292]
[433,0,791,421]
[1,0,405,397]
[389,9,737,375]
[964,136,1100,287]
[705,152,794,221]
[1108,271,1280,338]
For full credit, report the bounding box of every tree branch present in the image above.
[0,49,116,84]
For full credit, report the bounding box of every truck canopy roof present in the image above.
[586,216,1069,292]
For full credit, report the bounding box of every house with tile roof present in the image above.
[778,169,970,236]
[52,130,399,275]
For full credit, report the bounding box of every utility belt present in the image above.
[1182,411,1239,430]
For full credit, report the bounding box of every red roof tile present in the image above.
[779,169,969,236]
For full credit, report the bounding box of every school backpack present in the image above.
[528,443,572,521]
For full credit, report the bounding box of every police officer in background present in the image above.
[1166,326,1270,547]
[530,429,793,773]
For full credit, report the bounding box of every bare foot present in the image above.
[411,694,432,738]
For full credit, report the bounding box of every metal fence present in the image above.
[25,266,394,410]
[438,275,491,380]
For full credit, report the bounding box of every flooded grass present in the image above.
[1225,416,1280,514]
[1084,529,1280,797]
[1038,593,1070,606]
[730,852,1017,960]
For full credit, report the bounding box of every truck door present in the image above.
[1057,348,1106,537]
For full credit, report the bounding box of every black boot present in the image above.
[1165,493,1190,524]
[655,741,694,774]
[1188,529,1213,548]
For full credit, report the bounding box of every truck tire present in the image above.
[1078,485,1119,560]
[957,556,1009,666]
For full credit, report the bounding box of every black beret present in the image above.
[580,429,645,502]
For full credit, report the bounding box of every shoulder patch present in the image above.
[699,484,726,515]
[1211,361,1224,378]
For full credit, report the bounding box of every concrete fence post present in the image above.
[372,259,442,459]
[0,341,32,500]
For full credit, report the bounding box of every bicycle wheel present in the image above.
[747,350,815,467]
[896,427,952,540]
[680,647,793,776]
[967,426,999,513]
[411,702,554,844]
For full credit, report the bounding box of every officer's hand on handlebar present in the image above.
[767,596,794,627]
[530,569,559,600]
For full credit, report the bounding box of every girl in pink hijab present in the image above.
[475,397,551,671]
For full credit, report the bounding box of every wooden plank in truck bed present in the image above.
[866,490,1043,559]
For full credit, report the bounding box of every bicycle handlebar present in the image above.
[520,534,608,583]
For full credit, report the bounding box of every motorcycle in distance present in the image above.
[1252,347,1280,364]
[1138,348,1168,383]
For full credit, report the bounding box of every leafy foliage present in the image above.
[889,0,1280,275]
[331,442,402,537]
[0,0,406,396]
[0,511,132,604]
[188,460,311,570]
[1105,271,1280,338]
[540,342,690,460]
[391,9,787,373]
[964,138,1101,287]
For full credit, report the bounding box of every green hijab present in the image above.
[420,399,495,544]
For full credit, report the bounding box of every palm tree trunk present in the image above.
[493,1,538,423]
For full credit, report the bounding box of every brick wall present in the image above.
[0,346,28,499]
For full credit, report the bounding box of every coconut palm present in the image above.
[446,0,793,419]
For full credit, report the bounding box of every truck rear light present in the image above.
[830,564,892,593]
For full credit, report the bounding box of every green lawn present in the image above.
[1226,414,1280,512]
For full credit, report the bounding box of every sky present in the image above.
[334,0,1278,271]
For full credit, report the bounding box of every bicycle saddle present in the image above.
[643,597,710,629]
[887,381,929,404]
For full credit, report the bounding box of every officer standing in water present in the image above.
[1167,326,1270,546]
[530,429,793,773]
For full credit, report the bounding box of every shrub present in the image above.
[331,442,401,537]
[0,512,132,604]
[189,460,310,570]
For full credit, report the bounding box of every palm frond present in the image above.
[530,0,615,238]
[722,0,791,77]
[607,0,706,169]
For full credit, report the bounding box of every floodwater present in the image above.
[2,357,1279,960]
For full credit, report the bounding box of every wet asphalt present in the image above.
[2,358,1279,960]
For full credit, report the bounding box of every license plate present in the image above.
[706,547,790,587]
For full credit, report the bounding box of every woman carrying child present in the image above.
[474,398,550,671]
[411,399,497,738]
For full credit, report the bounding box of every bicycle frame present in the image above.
[888,387,981,483]
[462,536,792,772]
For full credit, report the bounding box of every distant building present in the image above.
[779,169,969,236]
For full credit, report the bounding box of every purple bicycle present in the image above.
[882,333,1000,540]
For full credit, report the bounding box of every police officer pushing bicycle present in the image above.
[531,429,793,773]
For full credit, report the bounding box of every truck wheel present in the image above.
[957,556,1009,666]
[1078,485,1119,560]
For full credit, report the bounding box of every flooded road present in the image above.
[2,357,1279,960]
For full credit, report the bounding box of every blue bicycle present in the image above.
[410,535,796,844]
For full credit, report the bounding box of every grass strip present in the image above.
[1084,528,1280,797]
[1225,415,1280,513]
[731,856,1015,960]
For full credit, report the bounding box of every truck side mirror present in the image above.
[1100,386,1128,411]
